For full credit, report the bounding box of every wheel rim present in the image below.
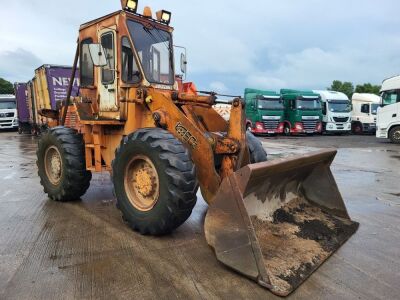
[284,126,290,134]
[44,146,62,185]
[124,155,159,212]
[394,130,400,140]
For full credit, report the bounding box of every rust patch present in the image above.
[251,197,358,295]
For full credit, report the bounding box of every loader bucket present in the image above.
[205,149,359,296]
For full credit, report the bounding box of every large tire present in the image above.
[352,122,363,135]
[37,126,92,201]
[112,128,198,235]
[389,126,400,144]
[247,132,268,163]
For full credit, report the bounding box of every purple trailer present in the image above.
[14,83,31,133]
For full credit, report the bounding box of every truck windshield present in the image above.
[258,98,284,110]
[371,104,380,115]
[127,20,174,85]
[0,101,16,109]
[296,99,321,110]
[328,101,351,112]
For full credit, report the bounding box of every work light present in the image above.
[156,10,172,25]
[121,0,138,13]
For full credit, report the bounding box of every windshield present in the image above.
[127,20,174,85]
[0,101,16,109]
[258,98,284,110]
[371,104,379,115]
[381,90,399,106]
[328,101,351,112]
[296,99,321,110]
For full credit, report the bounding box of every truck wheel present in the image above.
[246,123,252,132]
[352,123,363,135]
[112,128,198,235]
[284,124,291,136]
[36,127,92,201]
[247,132,267,163]
[389,126,400,144]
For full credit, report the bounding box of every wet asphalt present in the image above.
[0,130,399,299]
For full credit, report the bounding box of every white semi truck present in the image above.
[0,94,18,130]
[313,90,352,134]
[351,93,381,134]
[376,75,400,143]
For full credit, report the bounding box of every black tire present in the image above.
[284,124,291,136]
[18,127,22,134]
[37,126,92,201]
[352,122,363,135]
[247,132,268,163]
[112,128,198,236]
[389,126,400,144]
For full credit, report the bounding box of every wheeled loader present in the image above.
[36,1,358,296]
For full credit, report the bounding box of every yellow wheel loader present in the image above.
[36,1,358,296]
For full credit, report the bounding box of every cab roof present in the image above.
[381,75,400,93]
[351,93,381,104]
[313,90,349,101]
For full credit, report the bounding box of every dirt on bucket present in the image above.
[251,198,358,295]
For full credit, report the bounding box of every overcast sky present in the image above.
[1,0,399,94]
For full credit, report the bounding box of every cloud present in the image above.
[0,49,43,82]
[209,81,229,93]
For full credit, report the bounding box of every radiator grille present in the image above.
[302,120,318,131]
[333,117,349,123]
[263,120,280,130]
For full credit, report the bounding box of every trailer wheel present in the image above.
[112,128,198,235]
[247,132,267,163]
[389,126,400,144]
[36,127,92,201]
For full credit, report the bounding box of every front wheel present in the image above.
[112,128,198,235]
[352,123,363,135]
[36,127,92,201]
[284,124,291,136]
[389,126,400,144]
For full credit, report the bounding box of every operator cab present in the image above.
[77,0,185,119]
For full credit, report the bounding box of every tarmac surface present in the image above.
[0,131,399,299]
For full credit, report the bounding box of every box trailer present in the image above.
[31,65,79,134]
[14,82,32,133]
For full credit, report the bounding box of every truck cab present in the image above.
[376,75,400,143]
[0,95,18,130]
[313,90,351,134]
[351,93,380,134]
[280,89,322,135]
[244,88,284,135]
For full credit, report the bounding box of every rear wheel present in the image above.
[36,126,92,201]
[389,126,400,144]
[247,132,267,163]
[112,128,198,235]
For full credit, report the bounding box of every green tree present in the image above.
[328,80,354,98]
[0,78,14,94]
[355,83,381,95]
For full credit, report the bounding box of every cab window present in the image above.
[101,32,115,84]
[361,104,370,114]
[80,38,94,87]
[121,37,140,83]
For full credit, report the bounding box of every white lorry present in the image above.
[376,75,400,143]
[313,90,352,133]
[0,94,18,130]
[351,93,381,134]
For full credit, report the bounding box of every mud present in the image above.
[251,197,358,295]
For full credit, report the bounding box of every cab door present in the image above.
[98,28,118,113]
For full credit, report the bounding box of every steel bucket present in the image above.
[205,149,359,296]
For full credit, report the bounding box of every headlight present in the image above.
[156,10,172,25]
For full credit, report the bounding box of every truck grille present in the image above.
[263,120,279,130]
[333,117,349,123]
[0,112,14,118]
[302,120,318,131]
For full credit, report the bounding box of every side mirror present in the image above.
[87,44,108,67]
[180,52,187,74]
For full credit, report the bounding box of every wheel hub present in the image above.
[44,146,62,185]
[125,155,159,212]
[394,131,400,140]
